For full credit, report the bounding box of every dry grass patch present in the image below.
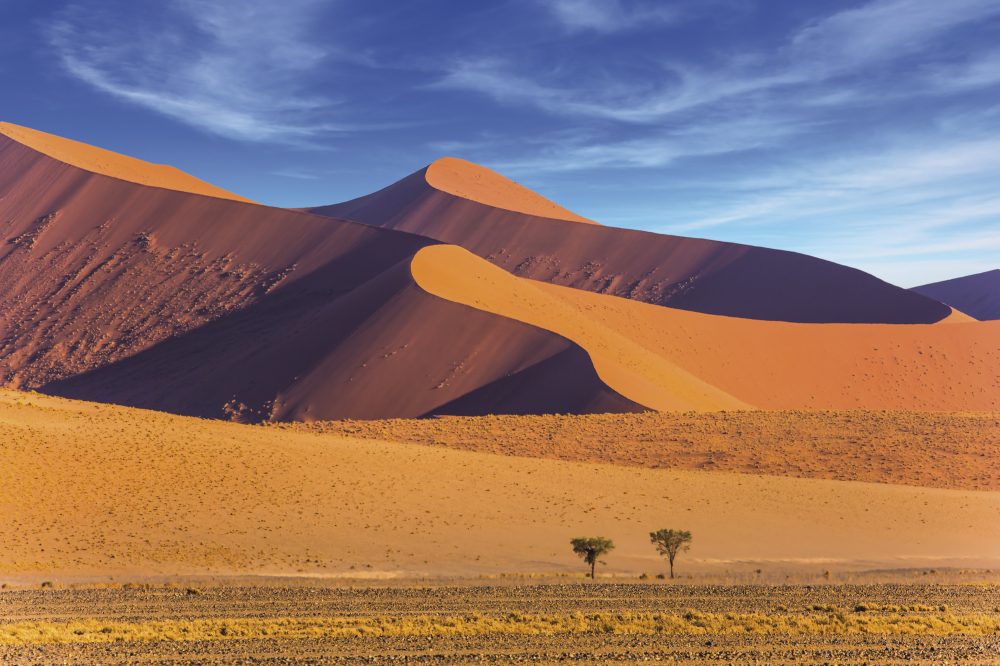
[3,611,998,646]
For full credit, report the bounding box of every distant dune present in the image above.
[310,159,950,324]
[913,269,1000,321]
[3,390,998,580]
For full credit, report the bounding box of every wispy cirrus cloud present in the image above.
[649,138,1000,285]
[438,0,1000,126]
[787,0,1000,71]
[539,0,680,33]
[671,138,1000,231]
[271,169,324,181]
[47,0,349,143]
[488,115,809,173]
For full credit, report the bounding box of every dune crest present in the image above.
[311,165,951,324]
[425,157,595,224]
[411,244,745,411]
[412,245,1000,412]
[0,122,254,203]
[535,280,1000,411]
[913,269,1000,321]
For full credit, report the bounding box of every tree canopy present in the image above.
[570,536,615,579]
[649,529,692,579]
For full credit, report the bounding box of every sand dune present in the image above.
[0,127,638,419]
[0,122,253,203]
[536,275,1000,411]
[2,123,994,420]
[2,390,998,581]
[310,160,950,324]
[412,245,746,412]
[414,245,1000,411]
[913,269,1000,321]
[426,157,595,224]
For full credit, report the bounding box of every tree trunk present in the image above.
[591,560,596,580]
[669,557,674,579]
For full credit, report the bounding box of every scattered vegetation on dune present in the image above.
[288,410,1000,490]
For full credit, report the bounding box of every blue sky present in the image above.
[1,0,998,286]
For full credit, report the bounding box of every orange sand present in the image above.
[2,389,998,581]
[412,245,1000,412]
[425,157,595,224]
[0,122,253,203]
[411,245,745,411]
[300,410,1000,491]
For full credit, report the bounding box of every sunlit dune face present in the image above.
[411,244,1000,412]
[410,244,745,411]
[425,156,596,224]
[0,122,254,203]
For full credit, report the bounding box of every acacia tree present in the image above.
[649,529,692,579]
[570,537,615,579]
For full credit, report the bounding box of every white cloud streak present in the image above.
[541,0,679,33]
[439,0,1000,125]
[47,0,348,143]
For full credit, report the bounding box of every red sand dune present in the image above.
[913,269,1000,321]
[415,245,1000,412]
[2,124,994,420]
[0,125,637,420]
[426,157,596,224]
[0,122,254,203]
[309,159,950,324]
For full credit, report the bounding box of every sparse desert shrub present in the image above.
[39,581,53,589]
[184,587,201,596]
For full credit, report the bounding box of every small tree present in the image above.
[649,529,692,579]
[570,537,615,579]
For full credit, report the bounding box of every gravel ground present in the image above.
[2,583,998,664]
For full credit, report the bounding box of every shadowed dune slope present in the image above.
[913,269,1000,321]
[0,122,254,203]
[46,255,643,421]
[3,390,999,579]
[309,160,950,324]
[0,129,640,420]
[415,246,1000,411]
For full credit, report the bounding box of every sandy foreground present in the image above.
[2,389,998,582]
